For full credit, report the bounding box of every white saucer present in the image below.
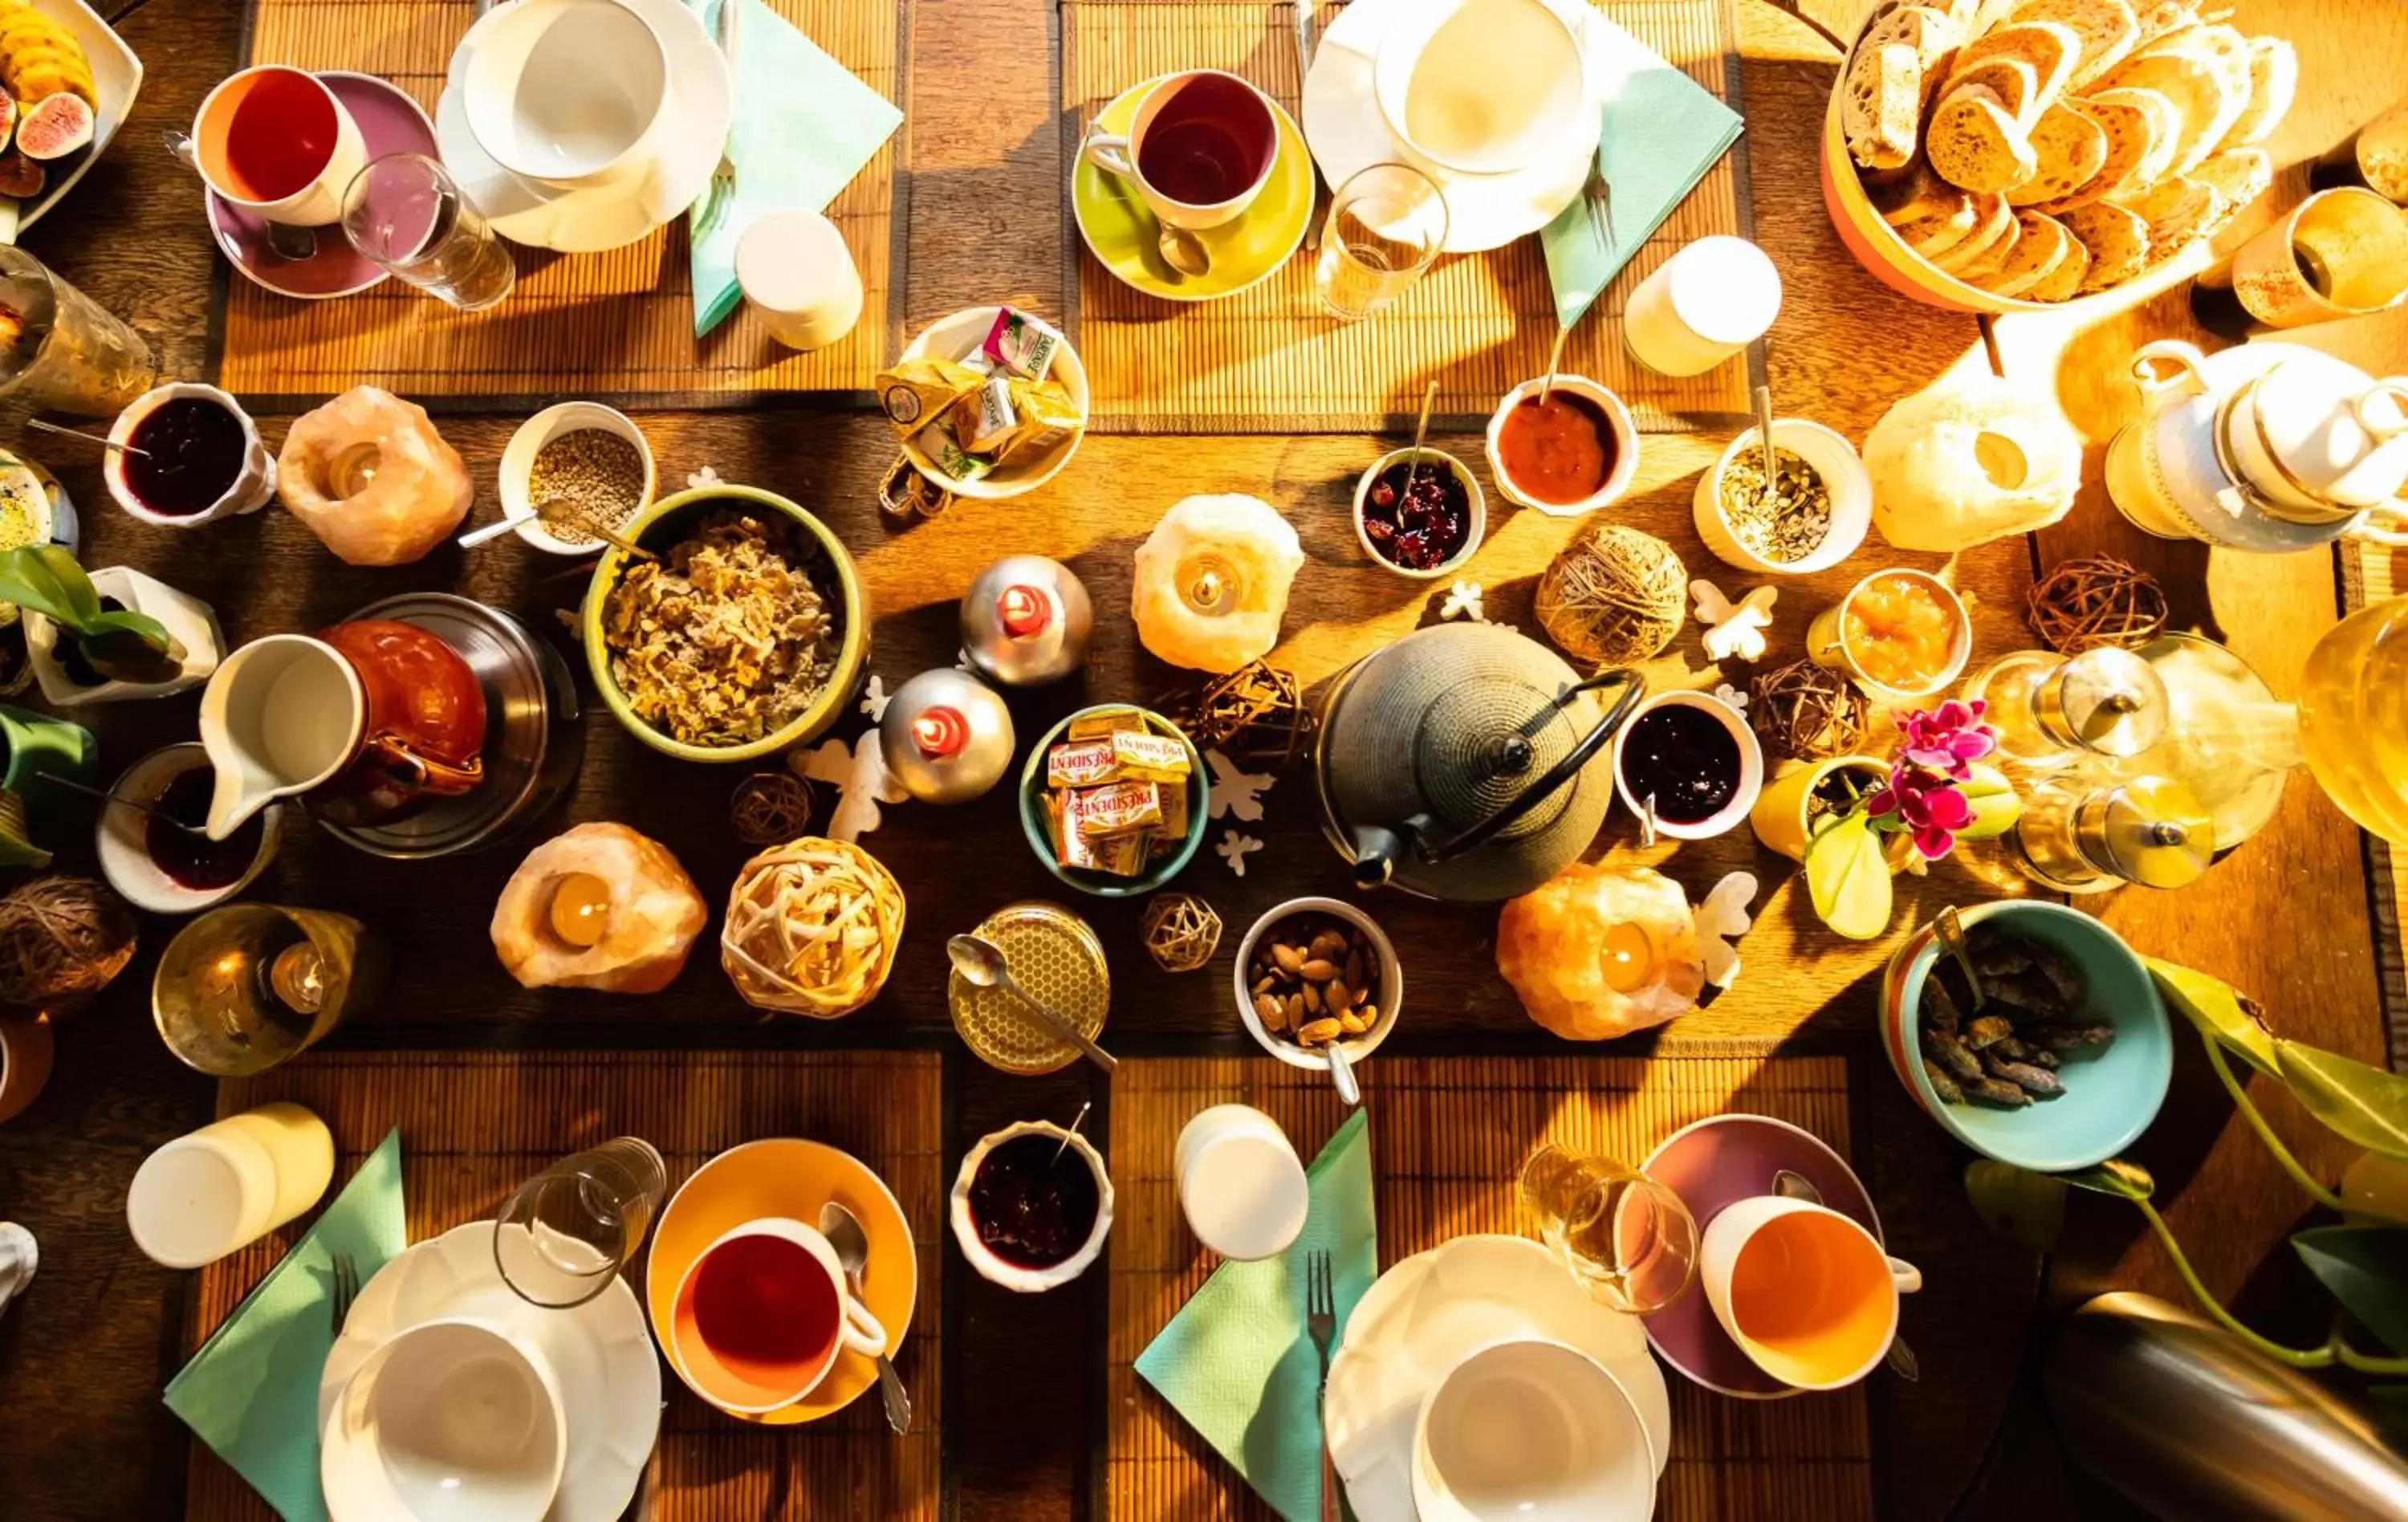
[319,1222,661,1522]
[1324,1235,1672,1522]
[436,0,731,254]
[1303,0,1605,254]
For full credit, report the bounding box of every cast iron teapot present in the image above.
[1314,622,1642,901]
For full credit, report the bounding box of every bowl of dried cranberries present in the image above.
[1351,446,1486,580]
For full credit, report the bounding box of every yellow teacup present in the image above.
[1698,1195,1919,1391]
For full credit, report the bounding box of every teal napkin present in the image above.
[164,1129,405,1522]
[1137,1109,1377,1522]
[685,0,903,336]
[1541,14,1745,329]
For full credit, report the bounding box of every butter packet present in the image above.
[1070,779,1164,839]
[877,356,984,434]
[982,305,1062,381]
[1156,778,1189,840]
[1068,706,1147,742]
[1110,730,1190,785]
[1047,739,1120,789]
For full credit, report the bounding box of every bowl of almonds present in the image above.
[1232,897,1403,1076]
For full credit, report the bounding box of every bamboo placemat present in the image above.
[1104,1053,1872,1521]
[217,0,905,408]
[2345,541,2408,1068]
[1060,0,1752,434]
[183,1049,945,1522]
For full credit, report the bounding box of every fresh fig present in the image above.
[15,92,89,162]
[0,145,43,200]
[0,94,18,156]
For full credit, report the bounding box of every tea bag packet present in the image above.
[877,356,984,435]
[993,379,1084,469]
[950,377,1019,454]
[982,305,1060,380]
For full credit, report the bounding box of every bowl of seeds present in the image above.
[1692,419,1869,577]
[1232,897,1402,1077]
[1878,900,2171,1173]
[502,401,657,556]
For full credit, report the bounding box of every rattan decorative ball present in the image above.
[1140,893,1222,974]
[0,875,136,1012]
[2026,556,2168,653]
[1535,524,1688,665]
[721,837,905,1018]
[730,771,816,846]
[1157,660,1317,772]
[1749,658,1872,762]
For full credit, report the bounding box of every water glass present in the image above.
[340,153,516,311]
[1314,161,1447,321]
[493,1137,668,1308]
[1519,1142,1699,1314]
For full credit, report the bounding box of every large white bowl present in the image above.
[896,305,1088,501]
[1412,1337,1656,1522]
[322,1316,567,1522]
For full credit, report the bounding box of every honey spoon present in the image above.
[947,934,1118,1072]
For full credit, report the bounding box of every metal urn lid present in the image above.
[880,669,1016,804]
[2039,646,2169,759]
[961,555,1093,686]
[1315,623,1643,901]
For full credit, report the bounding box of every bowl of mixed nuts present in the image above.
[1233,897,1403,1076]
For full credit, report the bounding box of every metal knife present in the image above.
[1296,0,1330,250]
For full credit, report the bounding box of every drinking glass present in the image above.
[1519,1142,1698,1313]
[153,905,388,1077]
[0,244,156,414]
[1314,162,1447,321]
[340,153,516,311]
[2225,187,2408,329]
[493,1137,669,1308]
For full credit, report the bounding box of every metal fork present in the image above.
[698,0,742,233]
[328,1251,360,1335]
[1582,155,1616,252]
[1304,1251,1341,1522]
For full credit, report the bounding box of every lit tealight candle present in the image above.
[547,872,614,949]
[1600,922,1658,993]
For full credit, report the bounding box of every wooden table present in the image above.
[0,0,2401,1517]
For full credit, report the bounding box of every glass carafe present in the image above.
[2299,596,2408,844]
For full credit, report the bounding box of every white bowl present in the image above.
[96,743,280,915]
[1352,447,1487,579]
[498,401,657,555]
[104,383,277,528]
[897,305,1089,501]
[1691,419,1872,576]
[1483,375,1640,516]
[1612,690,1764,841]
[949,1120,1115,1293]
[321,1316,567,1522]
[1412,1337,1656,1522]
[1233,897,1404,1075]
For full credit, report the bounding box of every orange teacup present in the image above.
[1698,1195,1920,1391]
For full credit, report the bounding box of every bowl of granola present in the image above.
[584,484,868,763]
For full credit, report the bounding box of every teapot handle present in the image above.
[1418,668,1645,868]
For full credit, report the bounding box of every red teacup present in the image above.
[668,1217,888,1414]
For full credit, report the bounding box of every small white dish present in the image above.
[1692,419,1871,576]
[1326,1235,1671,1522]
[1232,897,1404,1077]
[495,402,656,555]
[321,1223,660,1522]
[104,383,276,528]
[1612,689,1763,841]
[896,305,1089,501]
[322,1315,566,1522]
[96,742,280,914]
[1352,447,1486,579]
[1304,0,1605,254]
[950,1121,1114,1293]
[434,0,729,254]
[1412,1337,1655,1522]
[1483,375,1640,516]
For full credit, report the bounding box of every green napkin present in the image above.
[685,0,903,336]
[1541,14,1745,330]
[1137,1109,1377,1522]
[164,1129,405,1522]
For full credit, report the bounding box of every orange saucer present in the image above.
[645,1138,916,1423]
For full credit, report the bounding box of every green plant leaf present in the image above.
[77,622,178,684]
[2276,1042,2408,1162]
[1804,808,1893,941]
[2293,1225,2408,1357]
[2060,1158,2156,1199]
[0,543,99,628]
[1954,763,2021,840]
[1964,1161,2067,1252]
[2148,958,2280,1076]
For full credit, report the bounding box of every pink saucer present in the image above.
[1639,1113,1883,1399]
[204,71,436,300]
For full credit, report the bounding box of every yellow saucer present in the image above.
[645,1138,916,1424]
[1072,75,1316,302]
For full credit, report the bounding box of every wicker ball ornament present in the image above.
[2026,556,2168,653]
[1535,524,1688,665]
[1140,893,1222,973]
[0,875,136,1012]
[1157,660,1317,771]
[721,837,905,1018]
[1749,659,1872,762]
[730,771,816,845]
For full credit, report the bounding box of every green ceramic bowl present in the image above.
[1017,706,1209,897]
[583,484,869,763]
[1879,901,2172,1173]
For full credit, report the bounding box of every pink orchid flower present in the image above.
[1898,700,1996,780]
[1868,766,1975,859]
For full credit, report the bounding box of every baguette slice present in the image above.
[1928,83,2040,193]
[2011,99,2110,206]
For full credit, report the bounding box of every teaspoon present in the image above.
[946,934,1117,1072]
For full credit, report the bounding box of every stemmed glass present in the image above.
[340,153,517,311]
[1519,1141,1699,1314]
[492,1137,669,1308]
